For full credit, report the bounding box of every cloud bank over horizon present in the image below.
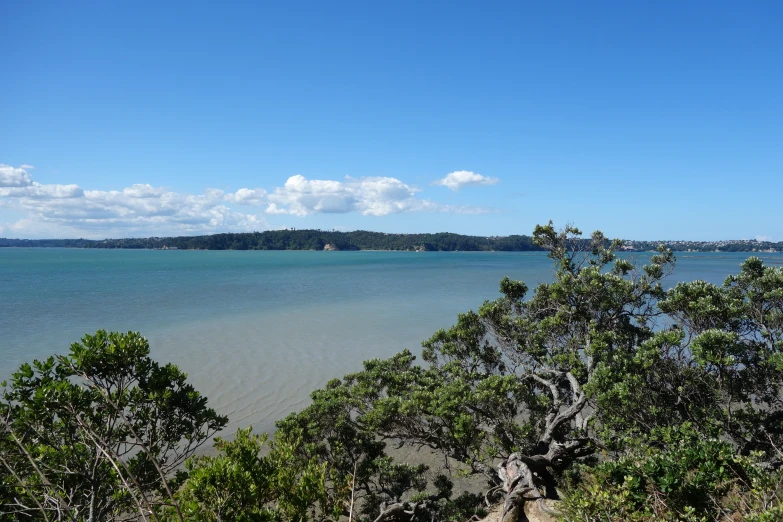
[0,165,495,238]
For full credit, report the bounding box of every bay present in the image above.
[1,248,781,434]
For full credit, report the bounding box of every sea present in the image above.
[1,249,781,435]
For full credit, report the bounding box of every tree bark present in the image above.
[498,453,563,522]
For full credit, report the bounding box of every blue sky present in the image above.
[1,1,781,240]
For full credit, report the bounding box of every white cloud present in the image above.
[432,170,499,191]
[0,164,495,238]
[266,174,442,216]
[0,164,33,187]
[225,187,267,206]
[756,235,775,242]
[0,165,267,238]
[123,184,166,198]
[0,182,84,199]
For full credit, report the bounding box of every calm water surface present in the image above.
[1,249,781,433]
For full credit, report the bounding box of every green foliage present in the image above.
[271,348,492,522]
[0,330,227,522]
[168,427,333,522]
[556,254,783,521]
[589,256,783,457]
[560,430,782,521]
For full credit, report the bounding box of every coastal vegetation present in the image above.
[0,229,781,252]
[0,331,227,521]
[0,231,541,252]
[2,223,782,521]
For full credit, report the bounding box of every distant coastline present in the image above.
[0,229,781,252]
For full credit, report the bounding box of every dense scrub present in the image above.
[2,222,782,521]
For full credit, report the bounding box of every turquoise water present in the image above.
[1,249,781,433]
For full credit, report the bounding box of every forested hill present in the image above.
[0,230,542,251]
[1,230,781,252]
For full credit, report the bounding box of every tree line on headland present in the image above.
[2,222,783,521]
[1,229,781,252]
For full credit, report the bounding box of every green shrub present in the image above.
[560,431,783,521]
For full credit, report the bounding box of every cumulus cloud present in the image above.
[0,164,33,187]
[18,186,263,232]
[0,164,267,238]
[266,174,440,216]
[123,184,166,198]
[432,170,499,191]
[0,165,82,199]
[225,187,267,206]
[0,164,495,238]
[0,182,84,199]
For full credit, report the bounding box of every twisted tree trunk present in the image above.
[496,369,593,522]
[498,454,560,522]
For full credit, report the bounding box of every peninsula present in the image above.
[0,230,781,252]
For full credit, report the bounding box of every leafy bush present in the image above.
[0,330,226,521]
[167,427,336,522]
[559,426,782,521]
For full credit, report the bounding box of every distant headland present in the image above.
[1,230,781,252]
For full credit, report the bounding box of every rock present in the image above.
[323,243,339,251]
